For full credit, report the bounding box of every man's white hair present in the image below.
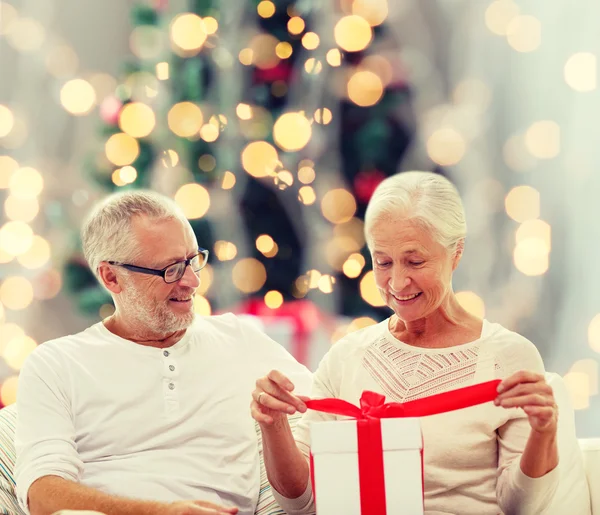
[364,171,467,252]
[82,190,187,277]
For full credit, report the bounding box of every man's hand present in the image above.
[251,370,309,426]
[495,370,558,435]
[167,500,238,514]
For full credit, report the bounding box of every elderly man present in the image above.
[15,191,312,515]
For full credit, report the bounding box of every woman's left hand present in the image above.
[495,370,558,434]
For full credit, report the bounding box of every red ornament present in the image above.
[254,62,293,83]
[353,170,386,204]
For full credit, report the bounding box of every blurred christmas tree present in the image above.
[64,0,422,325]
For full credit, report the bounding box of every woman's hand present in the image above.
[495,370,558,434]
[251,370,309,426]
[166,500,238,514]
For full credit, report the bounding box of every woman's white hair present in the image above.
[364,171,467,252]
[81,190,187,277]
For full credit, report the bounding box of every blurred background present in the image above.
[0,0,598,436]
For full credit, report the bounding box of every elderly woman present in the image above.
[251,171,564,514]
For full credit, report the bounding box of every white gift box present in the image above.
[310,417,424,515]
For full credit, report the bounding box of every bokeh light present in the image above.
[0,156,18,188]
[506,15,541,53]
[588,314,600,354]
[456,291,486,318]
[326,49,342,67]
[359,271,386,307]
[302,32,320,50]
[0,221,33,256]
[221,171,236,190]
[9,167,44,199]
[287,16,305,35]
[197,264,214,295]
[484,0,520,36]
[203,17,218,35]
[513,238,549,276]
[0,376,19,406]
[298,166,316,184]
[214,241,238,261]
[241,141,279,178]
[352,0,388,26]
[503,133,538,172]
[232,258,267,293]
[564,53,597,92]
[156,62,169,80]
[249,34,280,70]
[174,183,210,219]
[60,79,97,116]
[119,102,156,138]
[0,276,34,310]
[304,58,323,75]
[334,15,372,52]
[515,219,551,251]
[3,334,37,370]
[168,102,204,138]
[0,105,15,138]
[347,70,383,107]
[426,128,467,166]
[273,112,312,151]
[505,185,540,222]
[257,1,276,18]
[17,235,51,269]
[525,121,560,159]
[194,295,212,316]
[264,290,284,309]
[170,13,207,56]
[314,108,332,125]
[105,133,140,166]
[563,371,591,410]
[6,17,45,52]
[343,253,366,278]
[276,42,293,59]
[321,189,357,224]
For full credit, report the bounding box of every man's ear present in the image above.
[97,262,123,294]
[452,239,465,271]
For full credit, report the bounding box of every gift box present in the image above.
[306,381,501,515]
[311,417,423,515]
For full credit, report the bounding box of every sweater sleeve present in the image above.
[495,335,560,515]
[14,344,83,514]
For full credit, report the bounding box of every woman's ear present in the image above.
[452,239,465,270]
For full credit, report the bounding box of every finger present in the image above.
[250,402,273,425]
[496,394,554,409]
[192,500,239,513]
[496,382,553,401]
[255,381,307,412]
[267,370,296,391]
[523,405,556,417]
[257,391,299,414]
[497,370,545,393]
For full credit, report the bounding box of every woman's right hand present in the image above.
[251,370,309,426]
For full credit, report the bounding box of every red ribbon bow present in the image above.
[305,380,501,515]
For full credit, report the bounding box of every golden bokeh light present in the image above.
[525,121,560,159]
[198,154,216,172]
[112,170,126,187]
[257,0,276,18]
[588,314,600,354]
[0,376,19,406]
[119,102,156,138]
[0,156,18,189]
[456,291,486,318]
[426,128,467,166]
[347,70,383,107]
[232,258,267,293]
[4,334,37,370]
[276,42,293,59]
[119,166,138,184]
[484,0,520,36]
[203,17,218,35]
[0,276,34,310]
[352,0,388,26]
[343,253,366,278]
[513,239,549,276]
[326,49,342,67]
[515,219,551,251]
[170,13,207,55]
[0,221,33,256]
[314,108,333,125]
[506,15,541,53]
[156,61,169,80]
[161,149,180,167]
[318,274,335,294]
[505,185,540,222]
[221,171,236,190]
[273,112,312,152]
[4,195,38,223]
[321,189,357,224]
[236,103,253,120]
[348,316,378,333]
[105,133,140,166]
[256,234,275,254]
[298,166,316,184]
[17,235,51,269]
[334,15,372,52]
[288,16,305,35]
[304,58,323,74]
[9,167,43,199]
[0,105,14,138]
[45,45,79,78]
[174,183,210,219]
[563,371,591,410]
[194,295,212,316]
[197,264,214,295]
[569,359,598,396]
[360,271,386,307]
[503,133,537,172]
[250,34,280,70]
[199,124,219,142]
[214,241,238,261]
[239,48,254,66]
[6,17,45,52]
[0,2,18,35]
[0,323,24,351]
[242,141,279,178]
[298,186,316,205]
[168,102,204,138]
[302,32,320,50]
[0,248,13,264]
[264,290,284,309]
[564,53,597,92]
[360,55,393,87]
[275,170,294,190]
[60,79,96,116]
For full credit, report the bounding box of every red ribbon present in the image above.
[306,380,501,515]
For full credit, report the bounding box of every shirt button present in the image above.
[169,365,175,371]
[168,383,175,390]
[163,350,169,357]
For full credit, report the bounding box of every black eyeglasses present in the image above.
[108,248,209,284]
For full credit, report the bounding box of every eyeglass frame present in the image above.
[107,248,209,284]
